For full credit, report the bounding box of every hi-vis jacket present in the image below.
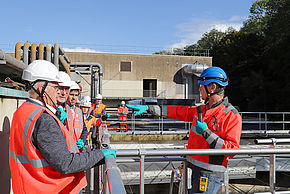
[9,101,86,194]
[166,97,242,167]
[91,103,106,127]
[66,104,84,141]
[118,106,128,122]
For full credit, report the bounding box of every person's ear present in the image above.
[36,85,43,94]
[209,83,217,93]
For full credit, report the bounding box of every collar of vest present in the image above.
[210,97,229,109]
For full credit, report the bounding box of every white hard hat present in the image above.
[80,96,91,107]
[58,72,71,87]
[96,94,102,100]
[70,81,80,90]
[22,60,60,82]
[121,101,125,105]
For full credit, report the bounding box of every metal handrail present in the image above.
[116,148,290,157]
[116,147,290,194]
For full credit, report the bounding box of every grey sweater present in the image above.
[32,107,104,174]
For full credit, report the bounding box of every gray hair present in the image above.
[28,80,47,98]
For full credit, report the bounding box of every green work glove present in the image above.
[57,107,68,123]
[76,139,85,149]
[195,120,208,135]
[101,149,118,159]
[126,104,148,116]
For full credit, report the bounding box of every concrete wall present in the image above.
[66,52,212,99]
[0,87,28,194]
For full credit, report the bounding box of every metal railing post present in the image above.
[283,113,285,130]
[270,138,277,193]
[169,170,174,194]
[182,160,187,194]
[140,150,145,194]
[90,168,94,193]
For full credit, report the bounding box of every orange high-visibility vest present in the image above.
[91,103,106,115]
[91,103,105,127]
[9,101,86,194]
[118,106,128,125]
[66,105,84,141]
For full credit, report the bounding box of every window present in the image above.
[143,79,157,97]
[120,61,132,72]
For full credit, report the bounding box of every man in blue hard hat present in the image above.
[126,66,242,193]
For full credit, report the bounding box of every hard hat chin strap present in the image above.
[28,81,58,109]
[204,84,225,102]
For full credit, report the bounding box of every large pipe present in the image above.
[15,42,23,60]
[45,44,52,62]
[182,64,208,75]
[30,43,38,62]
[59,47,71,64]
[23,42,30,65]
[59,55,71,76]
[0,49,27,71]
[38,43,45,60]
[72,62,103,95]
[181,64,209,99]
[53,43,60,69]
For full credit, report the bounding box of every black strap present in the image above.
[198,76,228,83]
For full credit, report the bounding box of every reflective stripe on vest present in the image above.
[9,149,49,168]
[66,104,75,135]
[74,107,84,140]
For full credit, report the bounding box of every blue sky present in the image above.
[0,0,254,54]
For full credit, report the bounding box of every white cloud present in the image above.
[63,47,99,53]
[168,16,246,49]
[229,15,248,22]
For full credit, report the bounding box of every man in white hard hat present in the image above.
[80,96,97,147]
[9,60,117,193]
[91,94,107,121]
[66,81,88,150]
[117,101,128,132]
[55,71,71,123]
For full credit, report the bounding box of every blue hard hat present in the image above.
[198,67,228,86]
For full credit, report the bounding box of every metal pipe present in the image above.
[269,139,276,193]
[53,43,60,69]
[15,42,23,60]
[45,44,52,62]
[72,62,103,95]
[59,55,71,76]
[182,64,208,75]
[116,148,290,157]
[38,43,45,60]
[23,42,30,65]
[59,47,71,64]
[30,43,38,62]
[255,138,290,144]
[140,153,145,194]
[0,49,26,71]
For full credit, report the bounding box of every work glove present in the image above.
[101,149,118,159]
[126,104,148,116]
[101,113,110,121]
[76,139,85,149]
[195,120,208,135]
[56,107,68,123]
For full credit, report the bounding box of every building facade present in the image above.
[66,52,212,102]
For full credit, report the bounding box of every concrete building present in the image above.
[66,52,212,104]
